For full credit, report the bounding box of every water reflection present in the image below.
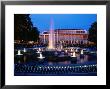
[23,55,26,62]
[58,61,71,65]
[14,47,97,76]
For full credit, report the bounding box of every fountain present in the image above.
[60,41,63,50]
[81,49,84,55]
[65,50,68,53]
[36,50,41,53]
[36,48,41,53]
[23,48,26,52]
[39,48,41,51]
[16,50,23,55]
[80,49,84,58]
[37,53,45,59]
[48,19,55,50]
[71,48,73,52]
[71,52,76,57]
[75,48,79,53]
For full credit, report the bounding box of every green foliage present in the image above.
[88,22,97,44]
[14,14,39,41]
[29,27,40,41]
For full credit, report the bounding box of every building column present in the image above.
[57,30,58,43]
[43,34,45,44]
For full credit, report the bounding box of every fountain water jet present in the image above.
[16,50,23,55]
[80,49,84,58]
[75,48,78,52]
[48,18,55,50]
[36,48,41,53]
[71,49,73,52]
[36,50,41,53]
[23,48,26,52]
[81,49,84,55]
[71,52,76,57]
[37,53,45,59]
[65,50,68,53]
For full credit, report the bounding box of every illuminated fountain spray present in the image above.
[65,50,68,53]
[48,18,55,49]
[75,48,78,52]
[71,52,76,57]
[16,50,23,55]
[80,49,84,58]
[23,48,26,52]
[37,53,45,59]
[81,49,84,55]
[36,48,41,53]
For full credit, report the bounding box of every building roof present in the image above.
[55,29,84,30]
[41,28,88,34]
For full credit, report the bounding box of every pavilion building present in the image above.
[39,29,89,46]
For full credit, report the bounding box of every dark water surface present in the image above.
[14,47,97,76]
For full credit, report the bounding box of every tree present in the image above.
[29,27,40,41]
[88,22,97,45]
[14,14,39,41]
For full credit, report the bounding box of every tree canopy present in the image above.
[88,21,97,45]
[14,14,39,42]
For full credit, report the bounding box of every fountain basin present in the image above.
[16,54,23,56]
[16,50,23,56]
[38,57,45,59]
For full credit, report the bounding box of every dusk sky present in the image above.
[30,14,97,33]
